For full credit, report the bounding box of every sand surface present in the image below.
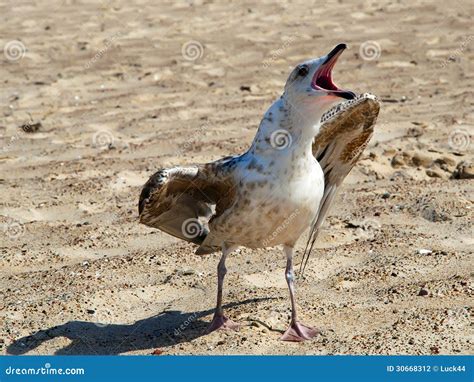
[1,0,473,355]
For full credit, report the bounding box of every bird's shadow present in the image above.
[6,298,273,355]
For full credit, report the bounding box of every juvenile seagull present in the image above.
[139,44,380,341]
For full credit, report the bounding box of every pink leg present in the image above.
[280,246,319,342]
[206,245,239,333]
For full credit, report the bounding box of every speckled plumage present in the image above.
[139,94,379,255]
[139,95,325,254]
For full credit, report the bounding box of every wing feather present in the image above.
[300,94,380,274]
[139,158,238,254]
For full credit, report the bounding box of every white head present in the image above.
[283,44,356,123]
[250,44,359,157]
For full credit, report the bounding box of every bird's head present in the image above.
[283,43,356,122]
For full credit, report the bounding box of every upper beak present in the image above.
[323,43,347,65]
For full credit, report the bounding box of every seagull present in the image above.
[139,43,380,341]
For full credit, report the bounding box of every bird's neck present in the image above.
[248,97,320,162]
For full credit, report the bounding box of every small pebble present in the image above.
[430,346,440,354]
[417,249,432,255]
[418,288,429,296]
[391,154,406,167]
[426,169,445,178]
[179,268,195,276]
[452,161,474,179]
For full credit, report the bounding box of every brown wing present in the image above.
[300,94,381,273]
[139,157,238,254]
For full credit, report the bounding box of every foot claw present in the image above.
[280,321,319,342]
[206,315,240,334]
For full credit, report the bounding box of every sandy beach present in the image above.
[1,0,472,355]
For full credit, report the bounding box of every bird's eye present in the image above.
[297,65,309,77]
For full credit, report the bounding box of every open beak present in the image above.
[311,43,356,100]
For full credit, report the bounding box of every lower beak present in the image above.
[329,90,356,100]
